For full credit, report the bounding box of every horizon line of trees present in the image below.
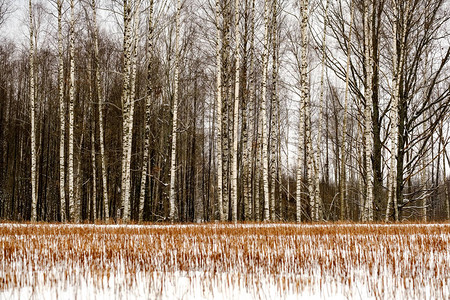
[0,0,449,223]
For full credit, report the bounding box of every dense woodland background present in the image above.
[0,0,449,222]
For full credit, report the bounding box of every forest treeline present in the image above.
[0,0,449,222]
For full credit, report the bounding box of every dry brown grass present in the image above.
[1,223,449,299]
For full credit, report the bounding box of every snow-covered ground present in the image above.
[1,223,449,299]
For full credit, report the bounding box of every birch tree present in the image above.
[68,0,77,222]
[306,94,313,221]
[120,0,133,219]
[261,0,271,221]
[125,7,139,220]
[303,1,314,222]
[326,0,385,220]
[230,0,240,221]
[215,0,224,221]
[169,0,181,221]
[269,0,278,221]
[254,97,262,221]
[120,0,138,221]
[2,0,450,223]
[29,0,37,221]
[362,0,374,221]
[241,0,254,221]
[296,0,309,222]
[57,0,66,222]
[221,0,232,220]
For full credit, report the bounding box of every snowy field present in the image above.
[1,223,449,299]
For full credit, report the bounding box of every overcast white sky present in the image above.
[1,0,115,45]
[1,0,28,41]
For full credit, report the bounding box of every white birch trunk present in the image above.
[120,0,134,220]
[57,0,66,222]
[269,0,278,221]
[363,0,374,222]
[123,9,139,221]
[261,0,271,221]
[230,0,240,222]
[302,0,311,222]
[68,0,77,222]
[169,0,181,221]
[120,1,131,220]
[254,106,262,221]
[221,2,232,220]
[29,0,37,221]
[215,0,224,221]
[303,2,314,220]
[296,0,309,223]
[306,106,314,221]
[296,102,304,223]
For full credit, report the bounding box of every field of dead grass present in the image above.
[1,223,449,299]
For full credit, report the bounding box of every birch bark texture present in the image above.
[57,0,66,222]
[215,0,224,221]
[300,0,313,220]
[269,0,278,221]
[261,0,271,221]
[29,0,37,221]
[296,0,309,222]
[68,0,77,222]
[120,0,136,221]
[221,1,232,221]
[169,0,181,221]
[363,0,374,222]
[230,0,241,222]
[124,7,139,220]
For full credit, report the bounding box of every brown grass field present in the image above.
[1,223,449,299]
